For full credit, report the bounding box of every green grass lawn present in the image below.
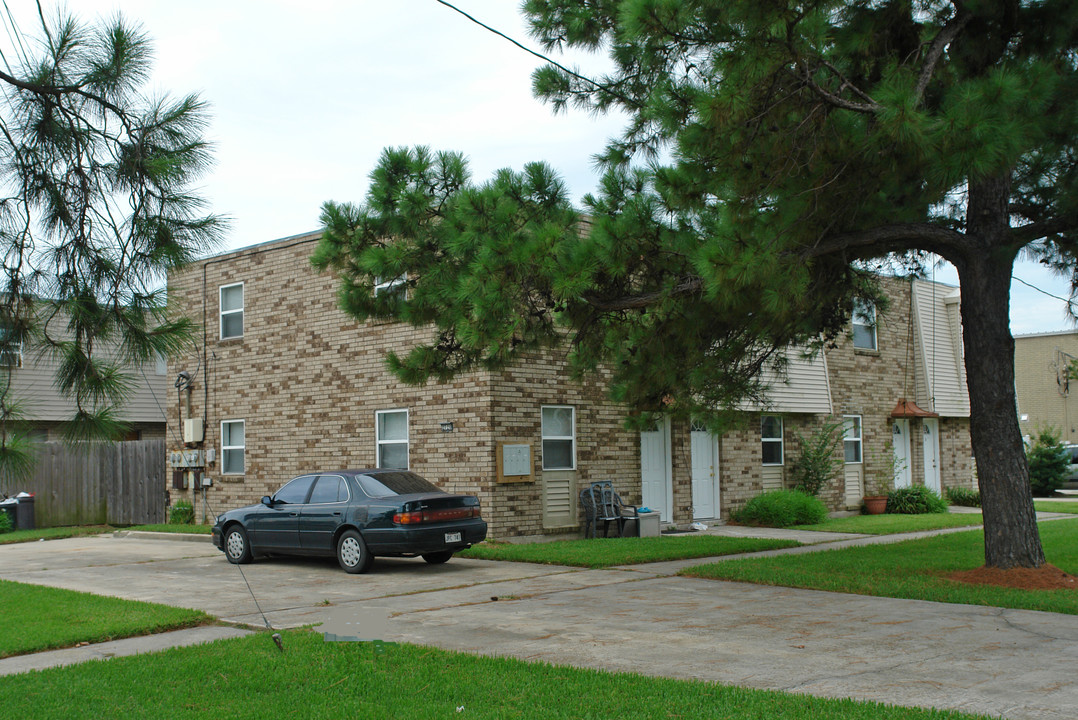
[793,512,986,535]
[0,629,989,720]
[0,580,212,658]
[459,535,800,568]
[124,523,212,534]
[682,519,1078,615]
[1034,500,1078,514]
[0,525,114,544]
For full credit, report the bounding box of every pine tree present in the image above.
[316,1,1078,569]
[0,5,223,478]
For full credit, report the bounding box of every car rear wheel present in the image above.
[422,550,453,565]
[224,525,253,564]
[337,529,373,574]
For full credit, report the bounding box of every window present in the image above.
[374,274,406,297]
[761,415,783,466]
[308,475,349,504]
[221,420,245,474]
[852,298,877,350]
[220,283,244,339]
[376,409,409,469]
[273,475,315,504]
[542,406,576,470]
[0,323,22,368]
[843,415,863,464]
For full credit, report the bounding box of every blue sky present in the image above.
[17,1,1075,336]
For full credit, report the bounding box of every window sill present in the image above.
[853,348,880,357]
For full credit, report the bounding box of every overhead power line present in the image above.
[432,0,631,105]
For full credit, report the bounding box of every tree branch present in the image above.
[913,10,970,105]
[801,223,970,261]
[1009,216,1078,244]
[582,277,703,312]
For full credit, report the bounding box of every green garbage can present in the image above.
[15,492,35,530]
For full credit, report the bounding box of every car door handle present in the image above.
[332,511,341,516]
[289,512,298,517]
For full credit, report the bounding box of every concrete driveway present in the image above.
[2,532,1077,720]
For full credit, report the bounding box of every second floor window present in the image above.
[852,299,877,350]
[220,283,244,340]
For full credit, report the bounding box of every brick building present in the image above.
[166,232,974,537]
[1014,330,1078,443]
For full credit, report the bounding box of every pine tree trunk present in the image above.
[956,177,1045,569]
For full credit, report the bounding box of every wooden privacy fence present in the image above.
[0,438,166,527]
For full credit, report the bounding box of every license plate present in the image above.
[445,532,462,544]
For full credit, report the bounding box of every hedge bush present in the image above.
[885,485,948,514]
[0,510,12,533]
[1027,428,1069,496]
[731,490,829,527]
[169,500,194,525]
[945,486,981,507]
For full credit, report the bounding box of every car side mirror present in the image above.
[261,495,273,507]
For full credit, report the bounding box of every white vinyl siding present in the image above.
[541,406,575,471]
[221,420,245,474]
[220,283,244,340]
[912,280,970,417]
[376,409,409,469]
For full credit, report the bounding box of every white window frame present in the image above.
[852,298,877,350]
[761,415,784,466]
[843,415,863,464]
[221,419,245,475]
[375,409,409,469]
[541,405,576,471]
[374,273,407,297]
[220,282,244,340]
[0,340,22,368]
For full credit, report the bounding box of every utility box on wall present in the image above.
[183,418,204,444]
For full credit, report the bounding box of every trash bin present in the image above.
[14,492,35,530]
[0,498,17,529]
[635,510,660,538]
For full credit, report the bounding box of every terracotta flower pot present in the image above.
[863,495,888,515]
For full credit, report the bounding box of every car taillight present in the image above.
[393,506,480,524]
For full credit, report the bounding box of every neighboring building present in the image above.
[1014,330,1078,443]
[3,314,169,441]
[166,232,974,537]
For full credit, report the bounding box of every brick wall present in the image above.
[1014,332,1078,444]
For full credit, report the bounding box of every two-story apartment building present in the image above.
[166,232,974,537]
[1013,330,1078,444]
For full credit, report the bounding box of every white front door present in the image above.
[690,421,719,519]
[640,418,673,522]
[922,418,941,494]
[892,419,912,489]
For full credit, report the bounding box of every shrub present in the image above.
[1027,428,1069,496]
[0,509,12,533]
[945,486,981,507]
[169,500,194,525]
[731,490,829,527]
[789,420,843,497]
[885,485,948,514]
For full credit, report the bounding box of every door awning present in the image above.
[890,398,939,418]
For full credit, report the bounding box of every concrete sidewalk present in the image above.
[0,520,1076,719]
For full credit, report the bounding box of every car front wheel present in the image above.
[337,529,373,574]
[422,550,453,565]
[224,525,253,564]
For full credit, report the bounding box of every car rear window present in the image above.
[356,471,440,497]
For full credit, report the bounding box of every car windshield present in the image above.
[356,471,440,497]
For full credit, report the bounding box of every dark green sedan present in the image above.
[211,469,486,573]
